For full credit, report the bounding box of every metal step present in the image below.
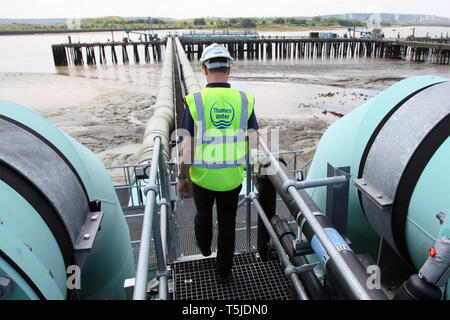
[171,252,295,300]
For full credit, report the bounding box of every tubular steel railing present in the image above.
[128,136,172,300]
[108,135,378,300]
[109,149,309,248]
[253,138,374,300]
[132,136,162,300]
[108,145,312,299]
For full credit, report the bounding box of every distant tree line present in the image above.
[270,16,366,27]
[212,16,365,29]
[0,16,367,32]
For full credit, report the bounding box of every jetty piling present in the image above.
[51,40,163,67]
[51,38,449,67]
[122,45,129,64]
[178,38,449,64]
[111,45,118,65]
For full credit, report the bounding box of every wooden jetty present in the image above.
[396,40,450,64]
[179,38,450,64]
[52,40,163,66]
[51,37,450,67]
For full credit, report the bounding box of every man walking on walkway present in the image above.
[177,43,259,283]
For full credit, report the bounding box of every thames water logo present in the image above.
[210,101,235,129]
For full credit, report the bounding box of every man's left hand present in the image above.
[178,178,191,198]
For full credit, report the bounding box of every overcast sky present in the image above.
[1,0,449,19]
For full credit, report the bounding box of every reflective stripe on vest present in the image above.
[193,90,248,169]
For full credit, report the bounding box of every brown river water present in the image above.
[0,28,449,167]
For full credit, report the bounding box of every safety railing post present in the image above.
[245,139,251,253]
[158,143,180,263]
[152,197,169,300]
[249,193,309,300]
[133,137,161,300]
[257,137,386,300]
[293,151,298,178]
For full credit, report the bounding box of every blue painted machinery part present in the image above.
[0,101,135,300]
[306,76,450,297]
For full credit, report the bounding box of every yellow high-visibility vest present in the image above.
[185,87,254,191]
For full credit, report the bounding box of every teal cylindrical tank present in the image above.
[305,76,449,296]
[0,100,135,300]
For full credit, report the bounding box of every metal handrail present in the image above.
[123,119,362,300]
[255,149,309,179]
[152,197,169,300]
[291,175,348,190]
[132,134,174,300]
[257,137,373,300]
[133,136,165,300]
[245,140,252,252]
[249,193,309,300]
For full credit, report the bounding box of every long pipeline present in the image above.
[258,138,387,300]
[174,37,202,94]
[173,42,328,298]
[138,37,174,164]
[135,37,175,300]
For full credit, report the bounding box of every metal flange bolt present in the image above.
[0,275,14,299]
[436,212,446,225]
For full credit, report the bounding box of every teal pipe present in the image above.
[0,101,135,300]
[65,134,136,299]
[305,76,449,297]
[0,182,65,299]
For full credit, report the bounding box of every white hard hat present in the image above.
[199,43,233,69]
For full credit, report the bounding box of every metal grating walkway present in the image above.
[171,252,294,300]
[121,197,297,264]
